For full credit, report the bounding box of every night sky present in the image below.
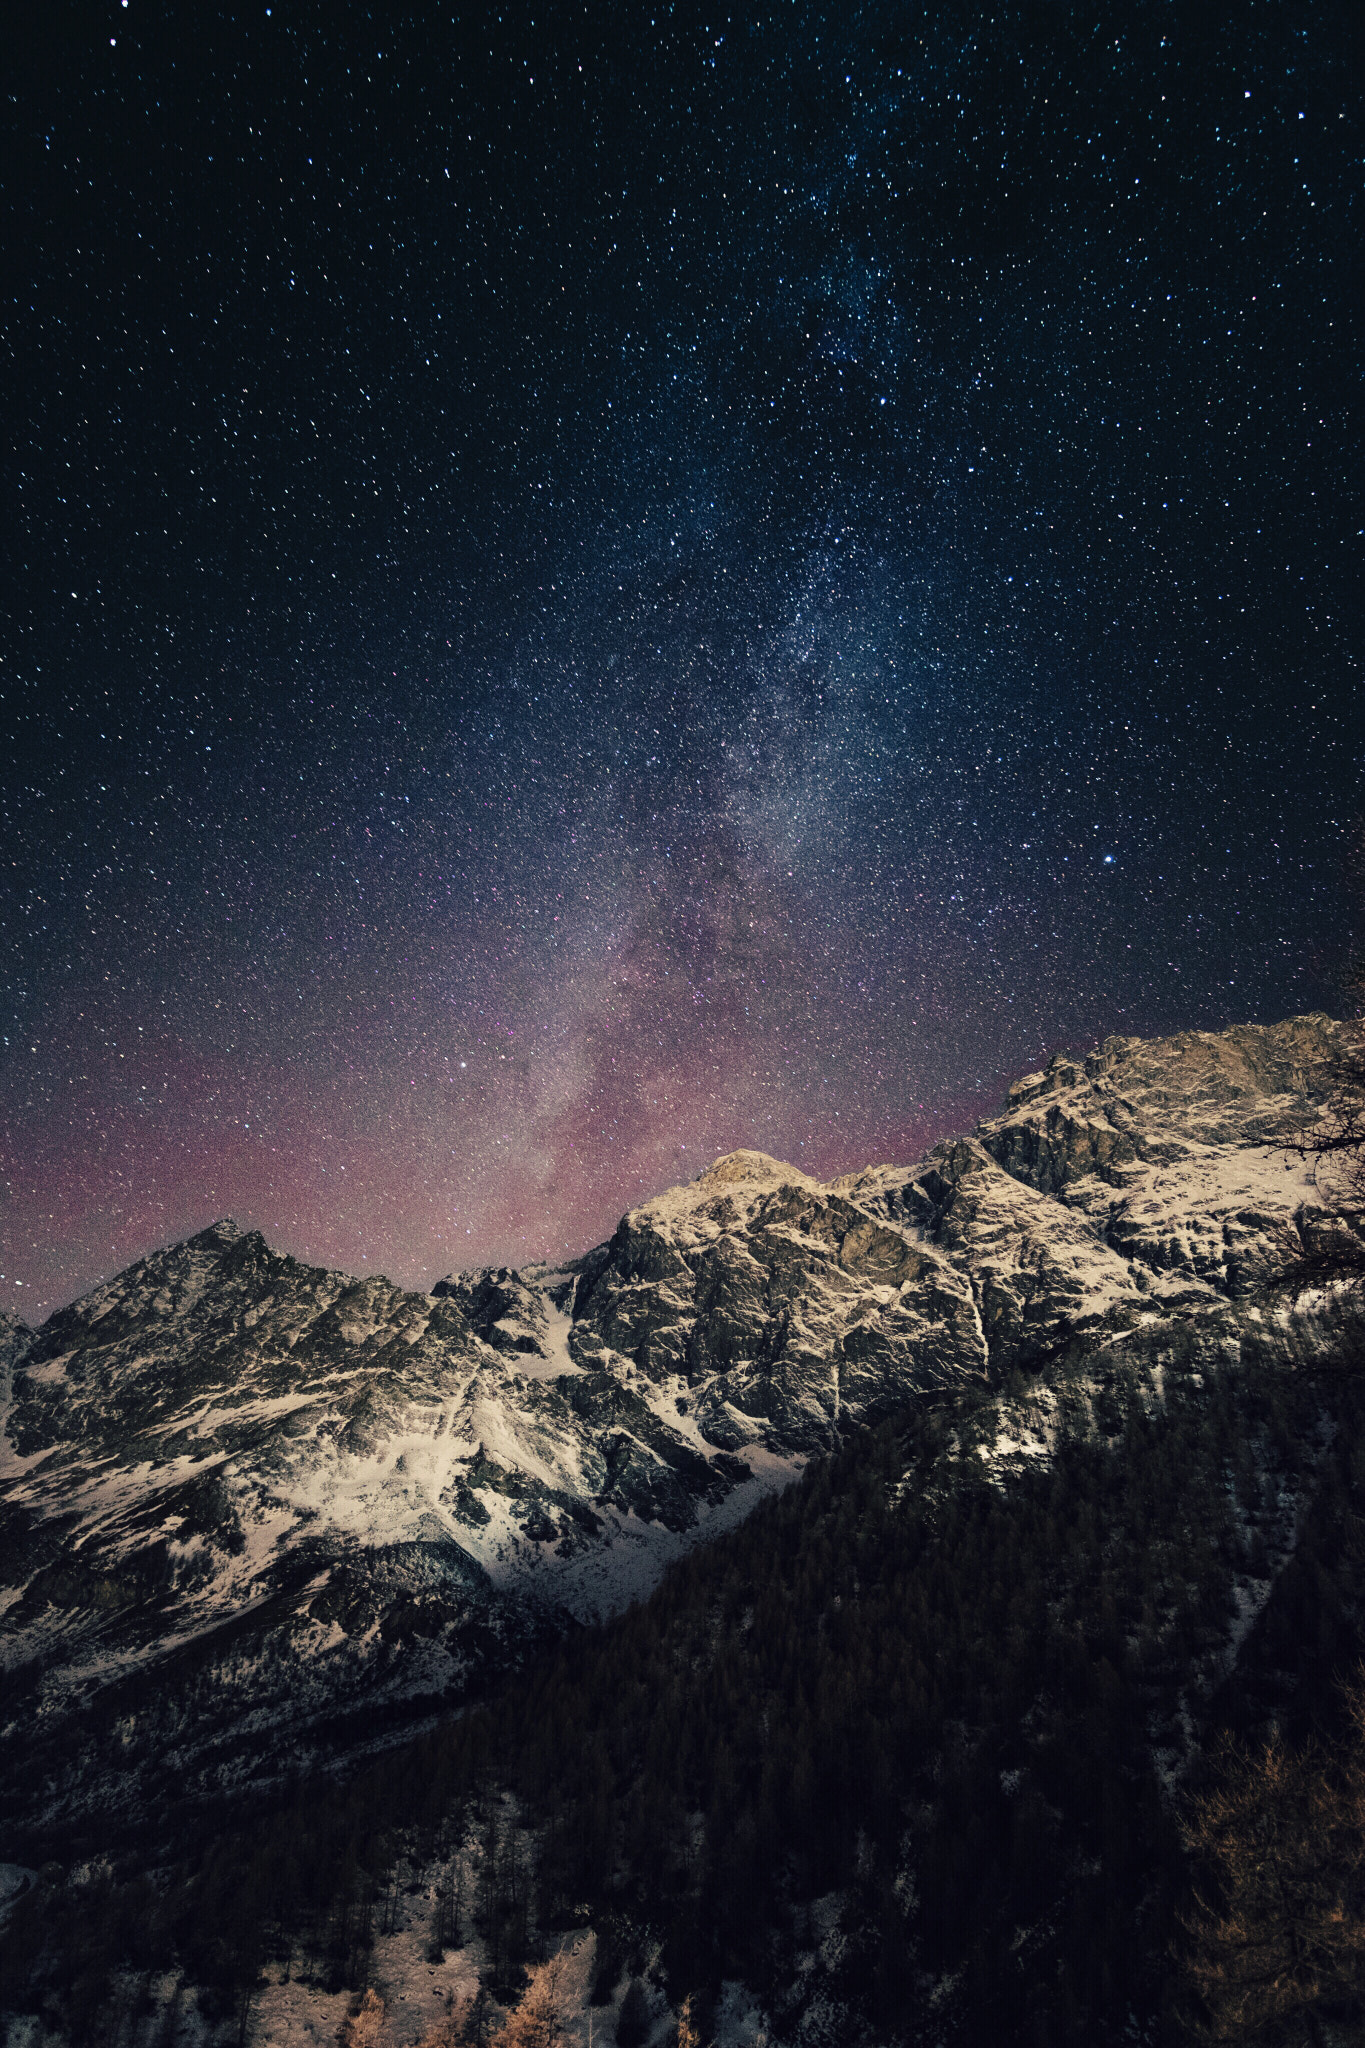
[2,2,1359,1316]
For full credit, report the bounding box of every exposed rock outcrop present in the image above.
[1,1012,1359,1835]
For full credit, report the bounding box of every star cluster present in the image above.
[1,1,1359,1314]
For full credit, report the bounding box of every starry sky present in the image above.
[1,1,1360,1316]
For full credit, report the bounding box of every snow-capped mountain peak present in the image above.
[1,1012,1357,1834]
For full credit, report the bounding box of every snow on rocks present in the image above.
[1,1013,1358,1834]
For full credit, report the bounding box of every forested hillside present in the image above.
[6,1304,1365,2046]
[2,1013,1353,1852]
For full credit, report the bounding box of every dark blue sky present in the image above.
[2,0,1360,1314]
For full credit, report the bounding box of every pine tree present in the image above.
[492,1954,566,2048]
[463,1983,496,2048]
[337,1986,386,2048]
[674,1993,702,2048]
[1179,1714,1365,2041]
[616,1977,650,2048]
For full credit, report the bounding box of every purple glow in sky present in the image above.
[2,3,1357,1317]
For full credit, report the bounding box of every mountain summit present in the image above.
[1,1012,1358,1834]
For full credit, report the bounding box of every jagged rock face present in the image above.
[973,1013,1349,1304]
[430,1266,566,1355]
[1,1012,1358,1836]
[0,1225,550,1833]
[568,1151,985,1453]
[0,1310,30,1385]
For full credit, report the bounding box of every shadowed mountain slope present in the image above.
[1,1012,1358,1837]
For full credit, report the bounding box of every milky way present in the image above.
[2,2,1359,1314]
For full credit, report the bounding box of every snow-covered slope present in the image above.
[1,1011,1357,1835]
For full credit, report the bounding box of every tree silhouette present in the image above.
[1179,1688,1365,2041]
[616,1977,650,2048]
[337,1987,386,2048]
[492,1954,567,2048]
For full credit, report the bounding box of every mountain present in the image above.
[0,1011,1358,1843]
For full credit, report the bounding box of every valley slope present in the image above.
[0,1010,1357,1841]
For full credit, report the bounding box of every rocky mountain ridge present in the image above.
[1,1010,1357,1839]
